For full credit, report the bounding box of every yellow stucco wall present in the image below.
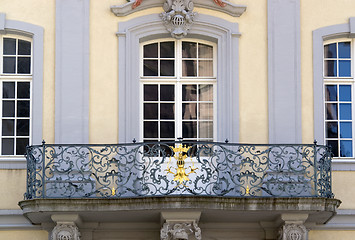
[0,230,48,240]
[332,171,355,209]
[309,230,355,240]
[0,170,26,209]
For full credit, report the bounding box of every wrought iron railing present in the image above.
[24,141,333,199]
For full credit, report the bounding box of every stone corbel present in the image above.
[277,214,309,240]
[51,215,82,240]
[160,212,201,240]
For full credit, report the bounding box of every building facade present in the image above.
[0,0,354,239]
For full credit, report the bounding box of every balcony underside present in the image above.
[19,196,341,225]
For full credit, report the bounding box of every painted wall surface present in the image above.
[0,170,26,209]
[0,230,48,240]
[332,171,355,209]
[309,230,355,240]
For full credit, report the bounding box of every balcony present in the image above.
[19,142,341,239]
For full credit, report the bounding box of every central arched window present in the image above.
[141,39,216,142]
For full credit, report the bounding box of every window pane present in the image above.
[160,103,174,119]
[199,122,213,138]
[339,60,351,77]
[17,57,31,74]
[182,60,197,77]
[199,103,213,120]
[144,103,158,119]
[326,122,338,138]
[2,120,14,136]
[17,101,30,117]
[144,121,158,138]
[143,60,158,76]
[144,85,158,101]
[324,60,337,77]
[325,85,337,101]
[340,122,352,138]
[17,119,30,136]
[324,43,337,58]
[182,85,197,101]
[182,121,197,138]
[3,101,15,117]
[16,138,29,155]
[18,40,31,55]
[3,57,16,73]
[182,103,197,119]
[160,85,174,101]
[17,82,30,99]
[3,38,16,55]
[160,42,174,58]
[2,138,14,155]
[340,103,351,120]
[326,103,338,120]
[327,140,338,157]
[339,85,351,101]
[144,43,158,58]
[160,60,174,76]
[199,44,213,58]
[338,42,351,58]
[182,42,197,58]
[199,60,213,77]
[160,122,175,138]
[199,85,213,101]
[3,82,15,98]
[340,140,352,157]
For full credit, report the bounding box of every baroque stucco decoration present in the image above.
[161,221,201,240]
[278,224,308,240]
[51,223,81,240]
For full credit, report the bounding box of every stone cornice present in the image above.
[111,0,247,17]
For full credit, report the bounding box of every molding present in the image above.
[349,17,355,38]
[55,0,90,144]
[0,13,5,32]
[117,14,240,143]
[268,0,302,144]
[0,210,40,230]
[0,158,26,169]
[111,0,246,17]
[309,209,355,230]
[332,160,355,171]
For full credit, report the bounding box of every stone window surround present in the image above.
[117,13,240,143]
[0,13,43,169]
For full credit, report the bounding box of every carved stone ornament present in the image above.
[278,224,307,240]
[160,0,196,38]
[161,221,202,240]
[51,223,81,240]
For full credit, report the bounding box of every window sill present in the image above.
[0,157,26,169]
[332,159,355,171]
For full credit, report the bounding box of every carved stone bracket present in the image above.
[161,221,201,240]
[278,223,308,240]
[51,223,81,240]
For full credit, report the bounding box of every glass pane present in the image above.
[199,103,213,120]
[182,42,197,58]
[182,60,197,77]
[18,40,31,55]
[338,42,351,58]
[3,57,16,73]
[160,42,174,58]
[144,103,158,119]
[340,140,352,157]
[182,85,197,101]
[17,82,30,99]
[3,82,15,98]
[160,122,175,138]
[182,121,197,138]
[324,60,337,77]
[199,60,213,77]
[340,122,352,138]
[144,43,158,58]
[160,60,174,76]
[143,60,158,76]
[16,138,29,155]
[339,85,351,101]
[199,122,213,138]
[325,85,337,101]
[17,57,31,74]
[160,85,174,101]
[199,44,213,58]
[3,38,16,55]
[324,43,336,58]
[17,119,29,136]
[199,85,213,101]
[326,103,338,120]
[2,120,14,136]
[160,103,174,119]
[339,60,351,77]
[144,85,158,101]
[144,121,158,138]
[182,103,197,119]
[17,101,30,117]
[2,138,14,155]
[3,101,15,117]
[326,122,338,138]
[327,140,338,157]
[340,103,351,120]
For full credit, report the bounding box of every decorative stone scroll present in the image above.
[51,223,81,240]
[278,223,308,240]
[161,221,201,240]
